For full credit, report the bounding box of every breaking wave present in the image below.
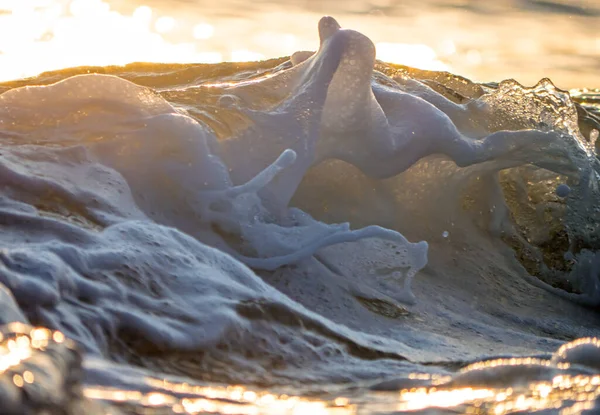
[0,15,600,414]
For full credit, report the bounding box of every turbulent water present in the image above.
[1,15,600,414]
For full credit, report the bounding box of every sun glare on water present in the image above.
[0,0,449,82]
[3,328,600,414]
[0,0,225,81]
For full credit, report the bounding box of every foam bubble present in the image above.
[556,183,571,197]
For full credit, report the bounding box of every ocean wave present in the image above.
[0,15,599,414]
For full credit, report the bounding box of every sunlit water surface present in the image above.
[0,0,599,87]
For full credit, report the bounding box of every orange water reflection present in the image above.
[84,383,357,414]
[0,0,451,82]
[2,326,600,414]
[1,0,596,87]
[79,374,600,414]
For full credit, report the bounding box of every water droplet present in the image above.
[556,184,571,198]
[442,231,449,238]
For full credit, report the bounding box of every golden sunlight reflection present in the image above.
[155,16,176,34]
[77,371,600,414]
[375,42,448,71]
[3,328,600,415]
[84,382,357,415]
[0,0,450,82]
[0,326,63,392]
[390,373,600,414]
[0,334,32,372]
[0,0,221,81]
[397,387,497,410]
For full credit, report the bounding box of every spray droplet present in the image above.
[590,129,599,145]
[556,184,571,198]
[442,231,449,238]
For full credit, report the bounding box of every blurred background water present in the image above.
[0,0,598,88]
